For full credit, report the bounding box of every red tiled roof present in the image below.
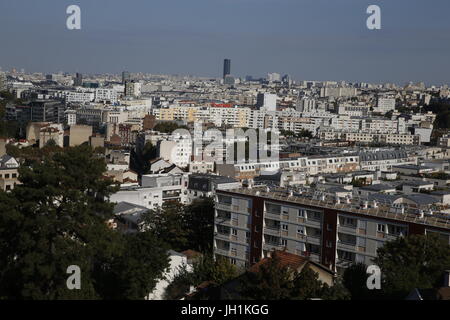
[181,249,202,260]
[249,250,309,273]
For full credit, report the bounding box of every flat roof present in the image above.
[217,187,450,230]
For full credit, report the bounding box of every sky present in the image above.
[1,0,450,85]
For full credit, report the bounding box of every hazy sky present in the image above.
[1,0,450,85]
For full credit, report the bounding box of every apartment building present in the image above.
[359,150,417,171]
[109,173,190,209]
[214,187,450,273]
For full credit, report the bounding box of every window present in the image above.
[377,224,386,233]
[297,227,304,234]
[230,258,236,265]
[281,239,288,246]
[232,229,238,236]
[297,209,305,218]
[282,224,288,231]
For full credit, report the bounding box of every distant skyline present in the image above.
[1,0,450,85]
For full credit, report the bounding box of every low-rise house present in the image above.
[0,155,20,191]
[113,201,149,233]
[400,180,434,195]
[392,164,435,175]
[146,250,194,300]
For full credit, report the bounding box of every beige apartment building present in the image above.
[69,124,93,147]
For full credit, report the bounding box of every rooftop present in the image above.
[219,187,450,230]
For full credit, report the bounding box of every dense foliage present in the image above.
[0,145,170,299]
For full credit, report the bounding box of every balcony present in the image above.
[215,232,231,241]
[216,203,232,211]
[337,240,357,251]
[214,247,230,256]
[265,212,282,221]
[215,220,231,228]
[264,227,281,236]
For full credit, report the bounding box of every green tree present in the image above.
[185,197,215,253]
[153,122,188,134]
[143,202,190,252]
[240,253,295,300]
[374,234,450,299]
[342,263,376,300]
[0,145,170,300]
[113,232,169,300]
[291,267,323,300]
[164,255,238,300]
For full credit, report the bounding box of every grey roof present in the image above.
[190,174,237,184]
[401,180,434,187]
[113,201,148,215]
[254,171,282,182]
[326,186,351,193]
[403,194,440,205]
[393,164,433,170]
[360,184,396,192]
[367,193,400,203]
[359,150,408,162]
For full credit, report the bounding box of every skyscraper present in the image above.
[223,59,231,79]
[122,71,131,84]
[74,73,83,86]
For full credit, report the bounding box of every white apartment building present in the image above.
[376,97,396,113]
[109,173,190,209]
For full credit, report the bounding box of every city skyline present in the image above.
[1,0,450,85]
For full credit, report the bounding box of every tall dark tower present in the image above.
[223,59,231,79]
[122,71,131,84]
[74,73,83,86]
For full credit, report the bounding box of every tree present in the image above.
[153,122,188,134]
[291,267,323,300]
[343,263,377,300]
[374,234,450,299]
[240,253,295,300]
[142,202,190,252]
[0,145,118,299]
[164,255,238,300]
[184,197,215,253]
[422,101,450,129]
[0,145,170,300]
[298,129,313,139]
[111,232,169,300]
